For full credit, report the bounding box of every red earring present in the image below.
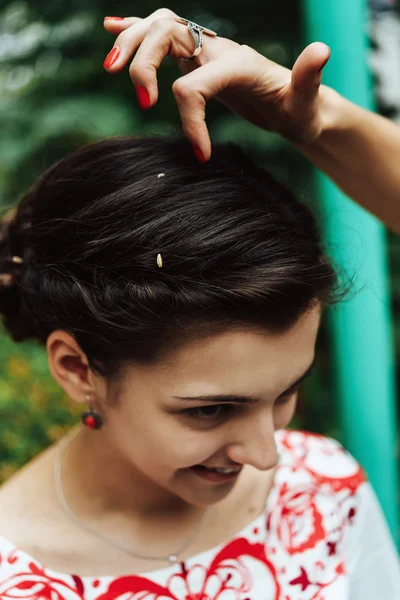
[82,394,103,429]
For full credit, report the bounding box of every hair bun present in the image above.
[0,208,16,268]
[0,209,21,319]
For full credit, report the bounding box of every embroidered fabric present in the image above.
[0,429,399,599]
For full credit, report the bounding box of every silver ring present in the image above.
[174,16,217,61]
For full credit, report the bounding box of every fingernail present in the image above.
[193,145,206,164]
[104,16,125,21]
[135,85,151,110]
[103,46,120,68]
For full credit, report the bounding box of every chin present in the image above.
[181,479,238,507]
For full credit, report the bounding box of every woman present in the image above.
[0,8,398,600]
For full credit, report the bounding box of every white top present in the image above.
[0,429,399,599]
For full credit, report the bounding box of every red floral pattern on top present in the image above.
[0,430,367,600]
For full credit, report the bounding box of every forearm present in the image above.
[298,87,400,234]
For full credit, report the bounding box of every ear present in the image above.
[46,330,106,405]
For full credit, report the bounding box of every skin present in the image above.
[46,304,322,534]
[102,8,331,159]
[0,11,328,567]
[103,9,400,234]
[3,6,398,573]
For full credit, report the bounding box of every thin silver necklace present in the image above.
[54,426,213,565]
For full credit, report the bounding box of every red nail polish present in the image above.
[135,85,151,110]
[193,145,206,164]
[104,16,125,20]
[103,46,120,69]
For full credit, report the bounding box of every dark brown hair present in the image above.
[0,135,344,380]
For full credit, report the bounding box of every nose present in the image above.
[227,412,279,471]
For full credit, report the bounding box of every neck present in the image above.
[59,425,196,523]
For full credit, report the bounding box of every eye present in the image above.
[180,383,303,424]
[183,404,235,422]
[276,385,301,404]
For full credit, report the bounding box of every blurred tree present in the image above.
[0,0,309,203]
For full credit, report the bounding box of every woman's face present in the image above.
[99,306,321,507]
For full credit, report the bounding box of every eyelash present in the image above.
[183,385,301,423]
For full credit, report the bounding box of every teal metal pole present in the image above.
[302,0,399,548]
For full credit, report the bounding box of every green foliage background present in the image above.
[0,0,398,495]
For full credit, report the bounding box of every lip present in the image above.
[190,465,242,483]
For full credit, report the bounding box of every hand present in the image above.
[103,8,331,162]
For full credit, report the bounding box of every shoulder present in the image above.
[272,428,368,534]
[272,433,400,586]
[0,442,60,545]
[275,428,366,487]
[266,429,370,560]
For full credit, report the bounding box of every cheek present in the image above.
[123,411,222,470]
[164,429,224,469]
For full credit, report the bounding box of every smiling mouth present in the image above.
[189,464,243,483]
[193,464,242,475]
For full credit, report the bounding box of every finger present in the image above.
[128,19,201,105]
[103,8,178,35]
[103,14,186,73]
[288,42,330,119]
[103,20,150,71]
[292,42,331,93]
[103,16,142,33]
[171,55,241,161]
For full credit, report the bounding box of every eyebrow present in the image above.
[173,358,316,404]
